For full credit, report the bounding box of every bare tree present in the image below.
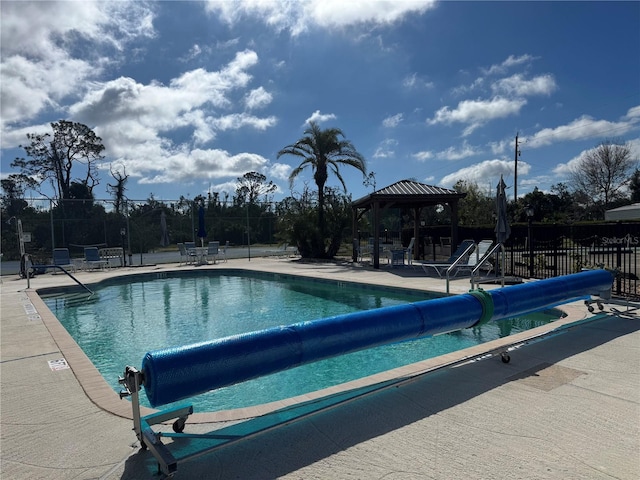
[569,139,636,208]
[11,120,105,203]
[107,164,129,215]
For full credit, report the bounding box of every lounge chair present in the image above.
[53,248,76,273]
[178,242,197,265]
[84,247,109,270]
[183,241,198,264]
[206,241,219,264]
[219,241,229,263]
[385,238,414,267]
[475,239,495,274]
[406,237,415,265]
[353,238,364,262]
[440,236,452,256]
[266,243,292,257]
[177,243,188,265]
[418,239,475,278]
[454,240,494,277]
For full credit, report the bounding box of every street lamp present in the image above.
[525,204,534,278]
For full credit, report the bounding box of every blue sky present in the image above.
[1,1,639,204]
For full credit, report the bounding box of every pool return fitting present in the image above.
[119,269,614,478]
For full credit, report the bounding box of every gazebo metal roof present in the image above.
[352,180,465,208]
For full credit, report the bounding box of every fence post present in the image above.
[49,200,55,256]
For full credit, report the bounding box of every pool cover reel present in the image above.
[140,269,614,407]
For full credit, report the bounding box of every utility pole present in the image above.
[514,133,521,202]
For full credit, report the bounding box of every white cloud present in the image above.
[451,54,543,100]
[492,74,557,97]
[305,110,337,125]
[138,149,270,185]
[451,77,484,97]
[413,151,434,162]
[69,50,262,125]
[422,175,435,183]
[0,1,156,126]
[210,113,277,131]
[208,180,239,197]
[402,73,434,90]
[525,114,637,148]
[484,54,536,76]
[373,139,398,159]
[440,159,525,188]
[382,113,403,128]
[489,138,511,155]
[56,49,276,187]
[552,148,589,176]
[245,87,273,110]
[623,105,640,121]
[307,0,437,29]
[183,44,203,62]
[205,0,437,36]
[269,162,292,181]
[403,73,418,88]
[429,97,527,136]
[435,141,479,161]
[0,122,52,150]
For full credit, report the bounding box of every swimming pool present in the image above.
[41,271,563,412]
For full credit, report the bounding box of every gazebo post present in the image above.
[450,200,460,249]
[352,208,358,263]
[413,207,420,260]
[373,201,381,268]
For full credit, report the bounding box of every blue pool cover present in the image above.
[141,269,614,407]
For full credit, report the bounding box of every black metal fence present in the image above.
[420,222,639,299]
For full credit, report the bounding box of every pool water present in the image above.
[42,272,561,412]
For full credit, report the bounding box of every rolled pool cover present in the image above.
[141,269,613,407]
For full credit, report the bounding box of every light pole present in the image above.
[525,204,534,278]
[120,227,127,266]
[127,207,162,266]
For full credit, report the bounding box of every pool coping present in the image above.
[28,263,598,425]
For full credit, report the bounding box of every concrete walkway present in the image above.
[1,258,638,479]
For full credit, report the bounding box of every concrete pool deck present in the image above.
[1,258,638,479]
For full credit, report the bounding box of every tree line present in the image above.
[420,139,638,228]
[1,119,637,262]
[1,120,367,260]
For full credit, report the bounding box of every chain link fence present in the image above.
[1,198,282,265]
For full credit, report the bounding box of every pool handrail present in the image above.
[470,242,506,290]
[29,261,93,294]
[445,241,477,293]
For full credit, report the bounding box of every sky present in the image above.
[1,0,639,205]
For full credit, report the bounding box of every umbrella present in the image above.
[159,211,170,247]
[495,175,511,244]
[494,175,511,277]
[197,204,207,247]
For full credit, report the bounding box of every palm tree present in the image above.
[277,121,366,234]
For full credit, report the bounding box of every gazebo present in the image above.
[351,180,466,268]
